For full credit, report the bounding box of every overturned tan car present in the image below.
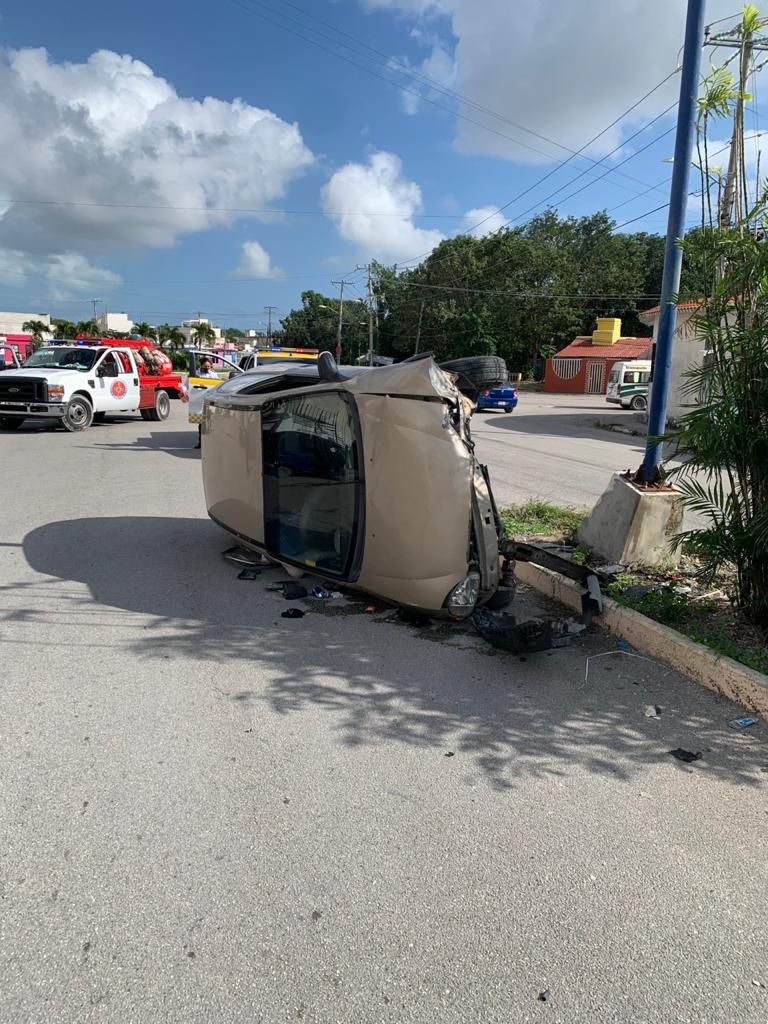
[200,353,504,617]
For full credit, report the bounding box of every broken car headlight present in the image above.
[445,572,480,617]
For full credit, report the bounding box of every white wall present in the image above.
[0,311,51,333]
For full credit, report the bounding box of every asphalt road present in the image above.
[473,392,657,508]
[1,407,767,1024]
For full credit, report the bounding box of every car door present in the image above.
[93,350,140,411]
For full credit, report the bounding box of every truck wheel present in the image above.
[62,396,93,432]
[0,416,24,430]
[146,390,171,422]
[629,394,647,411]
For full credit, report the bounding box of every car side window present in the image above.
[261,392,363,577]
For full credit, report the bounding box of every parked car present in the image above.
[476,382,519,413]
[200,353,508,618]
[605,360,651,410]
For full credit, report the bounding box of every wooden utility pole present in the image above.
[366,265,375,366]
[331,278,350,363]
[414,299,425,355]
[707,15,768,228]
[264,305,278,341]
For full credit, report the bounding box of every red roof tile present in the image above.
[639,300,703,318]
[553,336,652,360]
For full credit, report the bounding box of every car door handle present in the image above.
[133,378,138,384]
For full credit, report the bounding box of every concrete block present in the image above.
[576,472,683,566]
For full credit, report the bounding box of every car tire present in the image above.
[92,411,107,423]
[0,416,24,430]
[629,394,647,411]
[504,405,513,413]
[439,356,507,387]
[145,390,171,422]
[62,396,93,432]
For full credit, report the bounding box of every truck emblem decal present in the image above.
[8,387,19,393]
[110,380,127,399]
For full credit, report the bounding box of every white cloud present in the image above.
[462,206,509,236]
[0,47,315,269]
[322,151,444,262]
[360,0,738,164]
[231,240,282,279]
[0,248,122,301]
[392,43,457,115]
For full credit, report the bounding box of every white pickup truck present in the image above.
[0,341,187,432]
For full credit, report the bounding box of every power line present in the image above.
[396,71,682,268]
[225,0,673,198]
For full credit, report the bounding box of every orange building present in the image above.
[543,318,652,394]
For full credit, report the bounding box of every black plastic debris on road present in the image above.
[237,567,262,580]
[538,990,551,1003]
[670,748,702,763]
[282,582,309,600]
[281,608,306,619]
[472,609,585,655]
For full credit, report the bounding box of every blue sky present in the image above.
[0,0,749,332]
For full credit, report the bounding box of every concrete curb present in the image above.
[515,560,768,718]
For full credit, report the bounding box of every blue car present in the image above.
[476,381,519,413]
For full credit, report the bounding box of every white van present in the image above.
[606,360,652,410]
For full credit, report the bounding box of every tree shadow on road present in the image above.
[17,515,768,791]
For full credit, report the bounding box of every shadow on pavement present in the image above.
[478,407,645,446]
[18,515,767,791]
[89,430,199,459]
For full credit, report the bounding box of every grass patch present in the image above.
[499,500,587,542]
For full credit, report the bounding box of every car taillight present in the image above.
[513,388,518,396]
[482,389,490,396]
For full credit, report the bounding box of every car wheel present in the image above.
[629,394,647,411]
[145,390,171,422]
[0,416,24,430]
[62,396,93,432]
[504,405,513,413]
[439,356,507,388]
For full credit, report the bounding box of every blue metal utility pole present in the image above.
[642,0,707,481]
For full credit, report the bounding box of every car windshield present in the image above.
[262,391,363,577]
[24,347,98,371]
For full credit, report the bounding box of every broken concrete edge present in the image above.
[514,559,768,719]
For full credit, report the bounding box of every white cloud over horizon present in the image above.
[360,0,738,164]
[0,47,315,297]
[461,206,509,236]
[0,248,122,301]
[322,151,445,262]
[231,240,283,279]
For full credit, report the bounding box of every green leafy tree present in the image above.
[132,321,157,340]
[671,5,768,625]
[157,323,185,350]
[75,320,99,337]
[192,321,216,347]
[51,319,76,340]
[22,319,49,351]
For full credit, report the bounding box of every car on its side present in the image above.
[199,353,506,618]
[476,381,519,413]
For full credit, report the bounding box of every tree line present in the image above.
[279,210,708,372]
